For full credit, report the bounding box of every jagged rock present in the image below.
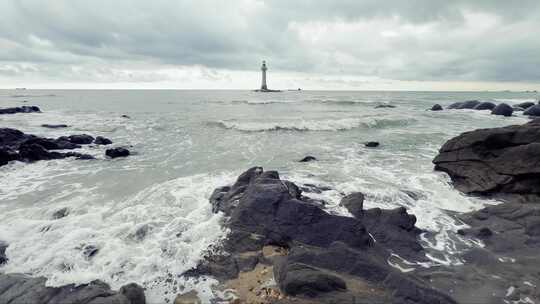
[524,104,540,116]
[516,101,535,109]
[299,155,317,162]
[340,192,364,217]
[365,141,379,147]
[473,102,496,110]
[41,124,68,129]
[106,148,130,158]
[491,103,513,116]
[430,104,443,111]
[0,241,7,265]
[433,119,540,194]
[0,274,144,304]
[94,136,113,145]
[0,106,40,114]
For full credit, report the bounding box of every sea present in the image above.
[0,89,537,302]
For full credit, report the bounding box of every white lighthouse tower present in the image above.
[260,60,268,90]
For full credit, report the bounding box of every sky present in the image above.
[1,0,540,91]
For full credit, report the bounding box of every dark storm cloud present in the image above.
[1,0,540,83]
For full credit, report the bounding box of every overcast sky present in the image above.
[1,0,540,90]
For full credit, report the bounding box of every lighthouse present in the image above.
[261,60,268,90]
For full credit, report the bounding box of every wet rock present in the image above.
[0,274,142,304]
[274,262,346,297]
[119,283,146,304]
[0,147,20,166]
[375,104,396,108]
[174,290,201,304]
[473,101,496,110]
[94,136,113,145]
[430,104,443,111]
[106,147,130,158]
[0,241,7,265]
[299,155,317,162]
[524,104,540,116]
[447,102,464,109]
[41,124,68,129]
[433,119,540,194]
[516,101,535,109]
[82,245,99,259]
[19,143,63,161]
[491,103,513,116]
[52,207,69,219]
[0,106,40,114]
[121,114,131,119]
[458,100,481,109]
[67,134,95,145]
[340,192,364,218]
[365,141,379,147]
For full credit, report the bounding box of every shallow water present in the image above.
[0,89,537,302]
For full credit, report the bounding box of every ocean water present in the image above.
[0,89,537,302]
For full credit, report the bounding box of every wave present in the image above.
[209,116,416,132]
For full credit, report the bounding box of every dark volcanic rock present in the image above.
[0,147,20,166]
[299,155,317,162]
[67,134,95,145]
[430,104,443,111]
[517,101,535,109]
[0,274,145,304]
[458,100,481,109]
[375,104,396,108]
[433,119,540,194]
[447,102,464,109]
[52,207,69,219]
[0,106,40,114]
[41,124,68,129]
[0,241,7,265]
[491,103,513,116]
[365,141,380,147]
[195,167,455,304]
[106,147,130,158]
[473,101,496,110]
[524,104,540,116]
[94,136,113,145]
[340,192,364,217]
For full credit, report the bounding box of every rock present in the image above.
[0,273,143,304]
[473,102,496,110]
[119,283,146,304]
[94,136,113,145]
[274,262,346,297]
[0,241,7,265]
[174,290,201,304]
[458,100,481,109]
[19,143,63,161]
[516,101,535,109]
[375,104,396,108]
[0,106,40,114]
[52,207,69,219]
[430,104,443,111]
[433,119,540,194]
[524,104,540,116]
[41,124,68,129]
[0,147,20,166]
[447,102,464,109]
[67,134,95,145]
[340,192,365,218]
[491,103,513,116]
[121,115,131,119]
[82,245,99,259]
[299,155,317,162]
[365,141,379,147]
[106,148,130,158]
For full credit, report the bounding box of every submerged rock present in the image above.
[0,274,145,304]
[52,207,69,219]
[524,104,540,116]
[106,147,130,158]
[491,103,513,116]
[0,106,40,114]
[375,104,396,108]
[299,155,317,162]
[365,141,380,147]
[430,104,443,111]
[41,124,69,129]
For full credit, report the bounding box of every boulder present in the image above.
[94,136,113,145]
[67,134,95,145]
[458,100,481,109]
[365,141,380,147]
[0,241,7,265]
[433,119,540,194]
[524,104,540,116]
[516,101,535,109]
[106,148,130,158]
[447,102,463,109]
[473,102,496,110]
[0,106,40,114]
[430,104,443,111]
[491,103,513,116]
[299,155,317,162]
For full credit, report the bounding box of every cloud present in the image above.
[0,0,540,88]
